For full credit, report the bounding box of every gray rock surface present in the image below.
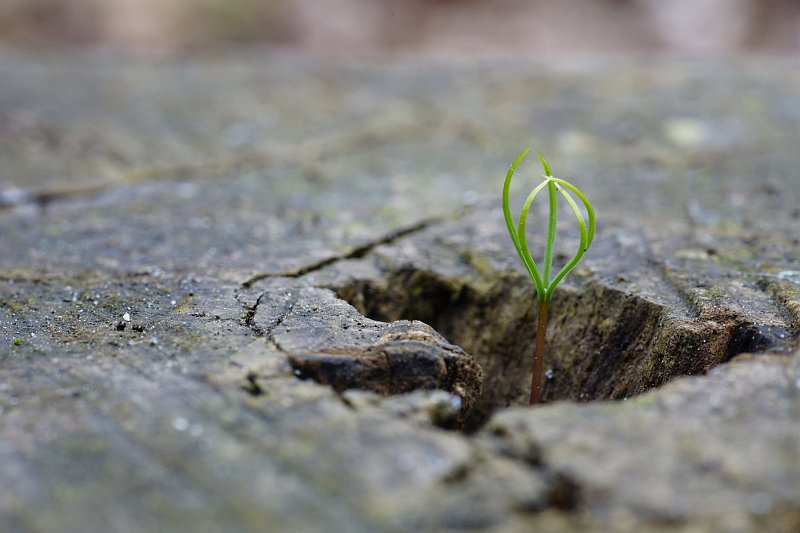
[1,51,799,532]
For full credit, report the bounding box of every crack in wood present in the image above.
[240,218,441,288]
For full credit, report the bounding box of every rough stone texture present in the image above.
[481,351,800,532]
[235,286,482,424]
[321,201,799,426]
[1,51,799,532]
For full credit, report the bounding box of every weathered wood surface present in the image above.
[1,52,799,532]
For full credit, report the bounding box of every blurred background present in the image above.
[0,0,798,57]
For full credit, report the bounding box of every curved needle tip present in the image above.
[537,152,552,177]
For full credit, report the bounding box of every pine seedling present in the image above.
[502,149,596,405]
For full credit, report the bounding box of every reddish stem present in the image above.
[530,300,549,405]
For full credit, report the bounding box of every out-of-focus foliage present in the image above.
[0,0,797,55]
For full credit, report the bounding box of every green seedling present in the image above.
[502,149,595,405]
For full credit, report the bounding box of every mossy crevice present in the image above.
[332,266,793,430]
